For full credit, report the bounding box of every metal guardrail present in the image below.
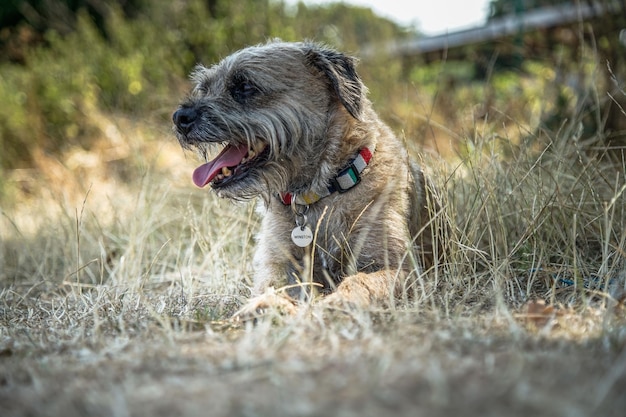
[362,0,625,58]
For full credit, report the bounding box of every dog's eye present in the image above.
[230,80,258,102]
[195,83,209,95]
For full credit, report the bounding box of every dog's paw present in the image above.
[233,288,297,323]
[315,289,369,312]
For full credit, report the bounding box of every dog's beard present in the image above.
[211,156,290,202]
[181,106,330,203]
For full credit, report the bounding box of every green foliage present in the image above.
[0,64,30,169]
[0,0,407,173]
[288,2,408,50]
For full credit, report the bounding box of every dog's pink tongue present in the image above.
[192,144,248,187]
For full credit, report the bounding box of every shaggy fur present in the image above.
[173,41,444,316]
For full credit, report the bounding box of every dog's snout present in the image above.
[173,107,197,134]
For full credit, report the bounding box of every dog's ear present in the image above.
[303,44,363,120]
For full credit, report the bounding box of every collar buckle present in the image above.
[330,161,361,193]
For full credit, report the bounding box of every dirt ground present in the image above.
[1,286,625,417]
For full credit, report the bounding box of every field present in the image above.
[2,99,626,416]
[1,4,626,412]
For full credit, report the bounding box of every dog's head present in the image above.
[173,41,365,201]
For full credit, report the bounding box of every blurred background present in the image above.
[0,0,624,204]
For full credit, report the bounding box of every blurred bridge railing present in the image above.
[362,0,625,59]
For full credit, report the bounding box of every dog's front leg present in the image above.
[233,240,304,321]
[318,270,401,309]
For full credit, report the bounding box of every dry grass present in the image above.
[2,106,626,417]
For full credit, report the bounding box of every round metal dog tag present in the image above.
[291,226,313,247]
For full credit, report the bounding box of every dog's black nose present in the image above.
[173,107,197,134]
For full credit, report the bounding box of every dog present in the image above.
[173,41,445,316]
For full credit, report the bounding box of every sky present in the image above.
[291,0,492,35]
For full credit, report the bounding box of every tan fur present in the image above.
[173,41,445,317]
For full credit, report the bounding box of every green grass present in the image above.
[1,77,626,417]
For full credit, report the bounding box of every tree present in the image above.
[488,0,626,146]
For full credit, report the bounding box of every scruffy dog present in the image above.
[173,41,444,316]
